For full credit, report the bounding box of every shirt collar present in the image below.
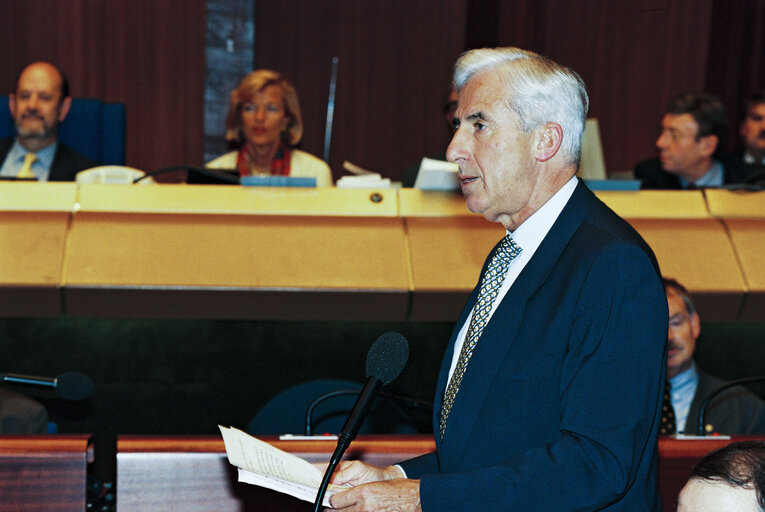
[669,360,698,396]
[679,159,724,188]
[10,138,58,170]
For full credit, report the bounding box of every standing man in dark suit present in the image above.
[327,47,667,511]
[0,62,94,181]
[664,278,765,435]
[633,93,749,189]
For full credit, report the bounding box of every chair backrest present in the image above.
[246,379,428,436]
[0,95,126,165]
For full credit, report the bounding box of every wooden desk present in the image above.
[0,434,93,512]
[117,434,762,511]
[116,435,435,512]
[1,183,761,321]
[65,185,409,320]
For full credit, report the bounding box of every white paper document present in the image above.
[219,425,349,507]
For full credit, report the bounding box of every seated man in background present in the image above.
[735,90,765,177]
[0,62,95,181]
[664,278,765,435]
[634,93,749,189]
[0,389,48,434]
[677,441,765,512]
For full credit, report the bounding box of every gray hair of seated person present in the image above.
[689,440,765,511]
[452,47,589,167]
[224,69,303,148]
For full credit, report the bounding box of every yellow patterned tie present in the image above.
[16,152,37,179]
[439,234,522,439]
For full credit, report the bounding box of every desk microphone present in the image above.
[312,332,409,511]
[0,372,94,400]
[697,375,765,435]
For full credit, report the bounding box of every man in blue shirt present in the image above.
[665,278,765,435]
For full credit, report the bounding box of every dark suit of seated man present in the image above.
[0,389,48,434]
[324,47,667,511]
[663,278,765,436]
[0,62,94,182]
[634,93,750,189]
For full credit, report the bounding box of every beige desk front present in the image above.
[400,189,504,321]
[0,182,77,316]
[64,185,409,320]
[598,190,746,321]
[705,189,765,321]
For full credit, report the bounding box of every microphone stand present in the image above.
[697,376,765,435]
[312,378,382,512]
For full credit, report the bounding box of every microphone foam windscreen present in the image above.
[55,372,94,400]
[365,332,409,385]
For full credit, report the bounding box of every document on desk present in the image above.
[219,426,348,507]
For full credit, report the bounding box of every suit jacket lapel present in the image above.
[438,181,597,462]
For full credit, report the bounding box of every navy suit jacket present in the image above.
[400,181,667,511]
[0,137,95,181]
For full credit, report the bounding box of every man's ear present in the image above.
[58,96,72,123]
[534,123,563,162]
[698,134,718,157]
[8,93,17,119]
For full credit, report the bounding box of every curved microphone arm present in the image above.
[305,388,361,436]
[698,376,765,436]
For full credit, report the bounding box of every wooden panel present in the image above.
[595,190,709,219]
[0,435,92,512]
[116,435,435,512]
[400,189,504,321]
[705,190,765,321]
[0,183,76,316]
[628,218,745,321]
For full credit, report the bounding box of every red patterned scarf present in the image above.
[236,143,291,177]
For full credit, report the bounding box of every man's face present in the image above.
[9,63,69,142]
[677,478,760,512]
[656,113,715,178]
[446,69,538,229]
[666,288,700,379]
[740,103,765,159]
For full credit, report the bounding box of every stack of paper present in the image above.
[219,426,349,507]
[336,173,392,188]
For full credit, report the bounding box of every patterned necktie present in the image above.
[439,234,522,439]
[659,381,676,435]
[16,152,37,179]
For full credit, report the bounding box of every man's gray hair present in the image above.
[453,47,589,165]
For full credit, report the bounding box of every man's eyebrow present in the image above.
[466,111,489,122]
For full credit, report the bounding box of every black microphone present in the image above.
[697,376,765,435]
[0,372,94,400]
[312,332,409,511]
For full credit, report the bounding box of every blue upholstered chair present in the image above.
[246,379,431,436]
[0,95,126,165]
